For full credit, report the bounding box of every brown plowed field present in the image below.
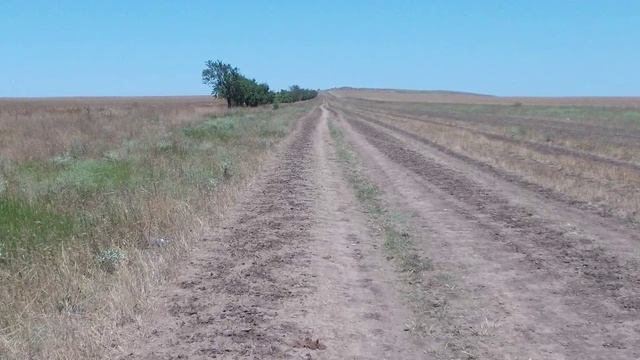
[119,91,640,359]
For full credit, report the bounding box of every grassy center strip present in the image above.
[328,119,491,358]
[328,119,433,314]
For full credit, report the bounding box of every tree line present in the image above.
[202,60,318,108]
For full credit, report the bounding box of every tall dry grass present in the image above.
[0,97,312,359]
[0,97,224,161]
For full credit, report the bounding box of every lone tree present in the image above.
[202,60,241,107]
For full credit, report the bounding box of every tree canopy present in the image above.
[202,60,317,107]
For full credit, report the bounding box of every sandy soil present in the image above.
[119,93,640,359]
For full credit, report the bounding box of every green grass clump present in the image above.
[0,197,76,256]
[384,226,432,274]
[182,116,239,141]
[57,159,134,190]
[16,161,60,182]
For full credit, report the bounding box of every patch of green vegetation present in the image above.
[0,196,76,256]
[623,111,640,125]
[258,118,288,138]
[0,103,308,262]
[182,116,238,141]
[154,138,192,157]
[509,125,527,138]
[57,159,134,190]
[14,157,138,195]
[16,161,61,182]
[384,226,432,274]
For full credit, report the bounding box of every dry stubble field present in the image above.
[3,90,640,359]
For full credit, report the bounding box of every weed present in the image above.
[96,248,126,273]
[384,227,432,274]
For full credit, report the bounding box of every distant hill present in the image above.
[330,87,495,98]
[327,87,640,107]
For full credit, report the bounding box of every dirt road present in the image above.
[120,96,640,359]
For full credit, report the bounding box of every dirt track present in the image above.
[120,95,640,359]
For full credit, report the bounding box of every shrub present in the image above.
[202,60,317,107]
[96,248,126,273]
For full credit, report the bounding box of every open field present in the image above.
[0,96,222,161]
[0,97,312,358]
[3,90,640,359]
[331,87,640,107]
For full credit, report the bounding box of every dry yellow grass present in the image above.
[0,97,312,359]
[0,96,224,161]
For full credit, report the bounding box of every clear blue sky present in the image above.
[2,0,639,97]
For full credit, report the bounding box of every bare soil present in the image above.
[119,93,640,359]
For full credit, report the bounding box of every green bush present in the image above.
[202,60,316,107]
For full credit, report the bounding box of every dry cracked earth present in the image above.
[119,94,640,359]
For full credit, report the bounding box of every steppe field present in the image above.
[2,90,640,359]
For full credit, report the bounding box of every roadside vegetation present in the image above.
[202,60,318,108]
[0,100,312,359]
